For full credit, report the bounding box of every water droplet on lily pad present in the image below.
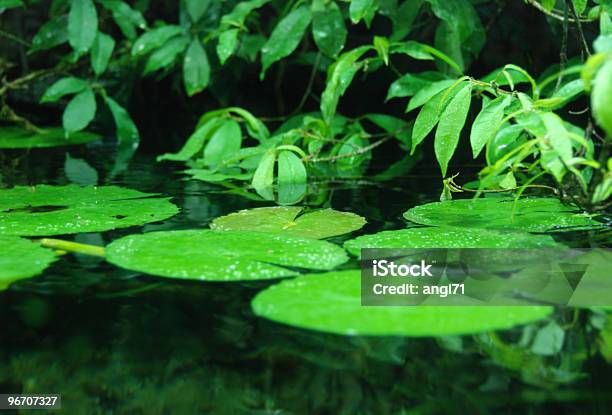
[105,230,349,281]
[252,270,553,336]
[344,227,560,257]
[0,126,100,148]
[0,236,57,291]
[0,185,179,236]
[404,198,603,233]
[210,207,366,239]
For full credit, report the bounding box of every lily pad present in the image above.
[0,126,100,148]
[0,185,179,236]
[404,198,603,233]
[106,230,349,281]
[252,270,553,336]
[344,227,560,256]
[0,236,57,290]
[210,207,366,239]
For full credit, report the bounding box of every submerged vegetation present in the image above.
[1,0,612,413]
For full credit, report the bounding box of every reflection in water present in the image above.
[0,143,611,414]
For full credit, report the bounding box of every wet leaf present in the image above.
[211,207,366,239]
[403,198,603,233]
[143,36,189,75]
[30,15,68,52]
[0,236,57,291]
[131,25,183,56]
[277,151,307,185]
[183,39,210,96]
[62,87,97,134]
[344,226,559,257]
[0,185,179,236]
[106,230,349,281]
[0,127,100,148]
[312,0,346,57]
[68,0,98,53]
[91,31,115,76]
[592,59,612,138]
[40,77,88,103]
[252,270,552,336]
[217,28,239,65]
[470,95,512,158]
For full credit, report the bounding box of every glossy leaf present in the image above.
[0,185,179,236]
[30,15,68,52]
[105,97,140,145]
[386,71,447,101]
[40,77,88,103]
[144,36,189,75]
[0,236,57,291]
[261,5,312,77]
[404,198,604,233]
[411,84,460,154]
[185,0,210,22]
[131,25,183,56]
[91,32,115,76]
[158,118,224,162]
[592,60,612,138]
[435,82,472,176]
[252,270,552,336]
[251,148,276,192]
[99,0,146,40]
[217,28,239,65]
[203,120,242,167]
[470,94,512,158]
[350,0,378,27]
[312,0,347,57]
[0,127,100,148]
[183,39,210,96]
[344,227,559,257]
[211,207,365,239]
[277,150,307,185]
[406,78,456,112]
[106,230,349,281]
[62,88,97,135]
[68,0,98,53]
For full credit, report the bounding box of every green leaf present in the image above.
[592,59,612,138]
[221,0,271,28]
[203,120,242,167]
[106,230,349,281]
[185,0,210,22]
[321,46,372,124]
[541,0,556,11]
[183,39,210,96]
[531,322,565,356]
[211,207,366,239]
[216,28,239,65]
[252,270,552,336]
[344,227,559,257]
[62,88,97,134]
[104,97,140,145]
[0,0,24,9]
[386,71,447,101]
[0,185,179,236]
[0,126,100,149]
[98,0,146,40]
[131,25,183,56]
[0,236,57,291]
[311,0,347,58]
[143,36,190,75]
[406,78,456,111]
[40,77,88,103]
[571,0,587,15]
[157,117,224,162]
[403,198,604,233]
[277,150,307,186]
[435,82,472,176]
[91,32,115,76]
[260,5,312,77]
[349,0,379,27]
[470,95,512,158]
[251,148,276,192]
[539,112,573,180]
[30,15,68,52]
[68,0,98,53]
[373,36,390,65]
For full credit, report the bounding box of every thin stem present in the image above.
[525,0,594,23]
[39,238,106,257]
[292,51,321,115]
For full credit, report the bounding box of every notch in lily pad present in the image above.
[105,230,349,282]
[0,185,179,236]
[210,206,366,239]
[252,270,553,336]
[404,198,604,233]
[0,236,57,291]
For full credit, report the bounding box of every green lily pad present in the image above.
[252,270,553,336]
[106,230,349,282]
[344,227,560,256]
[404,198,603,233]
[0,126,100,148]
[0,236,57,290]
[0,185,179,236]
[210,207,366,239]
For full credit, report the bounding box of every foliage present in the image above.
[0,235,57,290]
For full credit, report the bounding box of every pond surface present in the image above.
[1,142,611,415]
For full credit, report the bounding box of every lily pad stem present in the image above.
[39,238,106,257]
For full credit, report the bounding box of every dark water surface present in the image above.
[1,142,611,415]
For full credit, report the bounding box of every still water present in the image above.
[1,142,611,415]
